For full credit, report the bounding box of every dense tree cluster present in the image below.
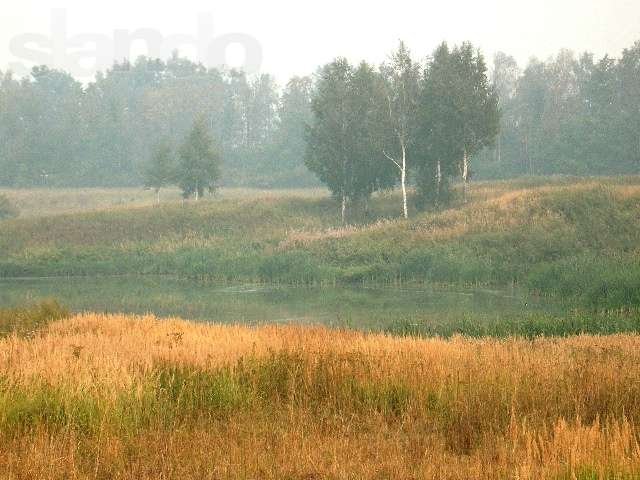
[306,42,499,219]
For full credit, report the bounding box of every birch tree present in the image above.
[380,41,421,219]
[305,59,355,224]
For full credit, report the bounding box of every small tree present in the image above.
[177,118,222,200]
[144,142,175,204]
[0,195,18,220]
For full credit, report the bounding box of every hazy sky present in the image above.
[2,0,639,82]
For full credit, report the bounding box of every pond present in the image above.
[0,276,560,334]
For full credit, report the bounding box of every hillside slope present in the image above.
[1,178,639,307]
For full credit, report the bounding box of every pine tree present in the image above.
[177,118,222,200]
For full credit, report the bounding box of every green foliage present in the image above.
[2,41,640,192]
[0,59,306,189]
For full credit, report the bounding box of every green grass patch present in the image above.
[0,300,69,338]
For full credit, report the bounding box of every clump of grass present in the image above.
[0,300,69,337]
[527,256,640,310]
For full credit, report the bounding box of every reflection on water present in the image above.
[0,276,557,331]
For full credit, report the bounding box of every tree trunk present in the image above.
[341,195,347,226]
[156,189,161,205]
[401,143,408,219]
[195,180,199,202]
[462,149,469,203]
[497,134,502,165]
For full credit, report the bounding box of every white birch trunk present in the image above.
[462,149,469,203]
[156,189,161,205]
[436,160,442,203]
[382,137,409,219]
[400,143,408,219]
[341,195,347,226]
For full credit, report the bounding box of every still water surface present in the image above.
[0,276,557,332]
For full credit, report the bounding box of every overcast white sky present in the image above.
[2,0,639,82]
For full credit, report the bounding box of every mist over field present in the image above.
[1,2,640,479]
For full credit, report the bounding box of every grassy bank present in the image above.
[0,313,639,479]
[1,177,639,308]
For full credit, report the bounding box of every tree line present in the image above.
[0,54,313,188]
[480,45,640,178]
[0,39,639,193]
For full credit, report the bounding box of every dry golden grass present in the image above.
[1,313,639,479]
[280,181,640,249]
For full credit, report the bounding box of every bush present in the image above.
[0,195,18,220]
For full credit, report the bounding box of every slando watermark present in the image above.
[8,9,263,77]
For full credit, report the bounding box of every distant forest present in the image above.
[0,40,639,189]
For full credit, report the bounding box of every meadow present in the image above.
[1,179,640,478]
[0,309,639,479]
[1,177,640,310]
